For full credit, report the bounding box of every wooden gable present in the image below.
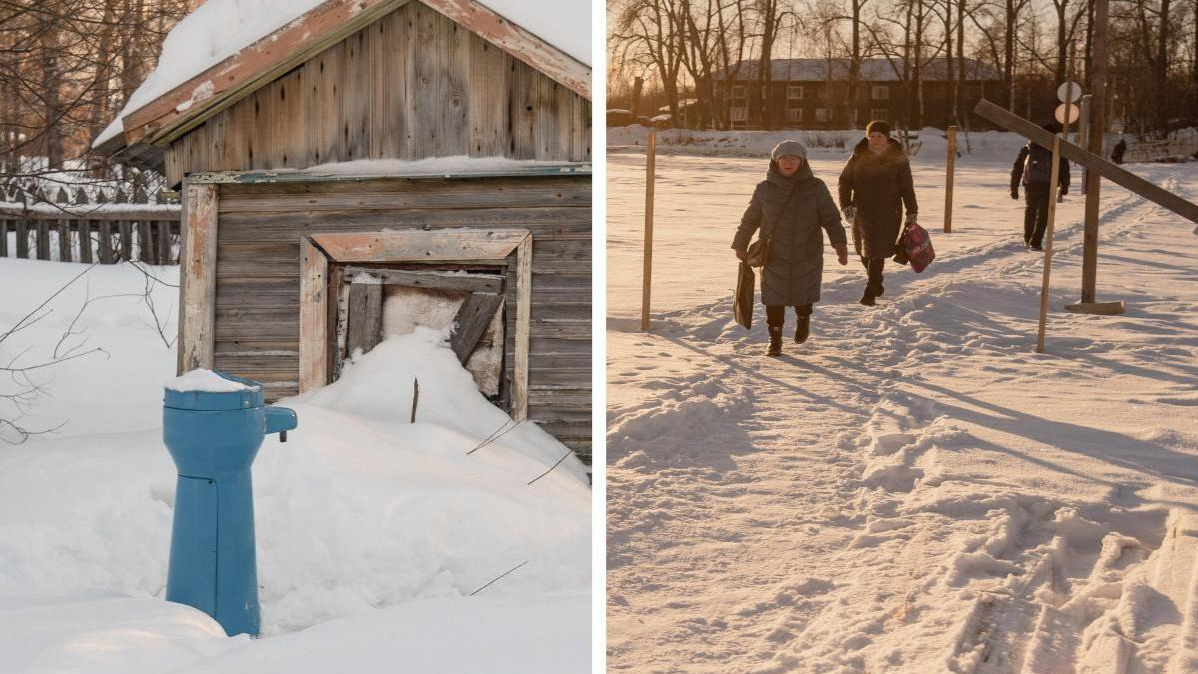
[158,1,590,186]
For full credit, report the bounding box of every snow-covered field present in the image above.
[607,131,1198,672]
[0,259,590,673]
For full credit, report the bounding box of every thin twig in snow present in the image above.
[0,262,97,345]
[527,450,575,486]
[469,560,529,596]
[466,418,520,455]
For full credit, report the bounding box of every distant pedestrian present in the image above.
[1111,137,1127,165]
[1011,122,1070,251]
[837,120,919,306]
[733,140,849,357]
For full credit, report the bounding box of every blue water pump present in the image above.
[162,371,297,637]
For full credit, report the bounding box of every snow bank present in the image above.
[0,257,589,672]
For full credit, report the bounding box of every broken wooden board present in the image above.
[450,292,504,363]
[347,283,384,359]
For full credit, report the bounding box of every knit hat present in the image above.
[866,120,891,137]
[770,139,808,161]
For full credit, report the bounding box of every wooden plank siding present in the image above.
[210,175,590,460]
[163,1,591,188]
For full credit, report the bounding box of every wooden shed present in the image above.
[96,0,593,460]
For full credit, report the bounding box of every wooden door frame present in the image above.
[299,229,533,420]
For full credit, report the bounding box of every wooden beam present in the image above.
[974,99,1198,225]
[344,266,504,293]
[449,292,503,363]
[311,230,525,262]
[513,233,532,421]
[346,282,384,359]
[178,182,219,373]
[425,0,590,99]
[299,237,330,392]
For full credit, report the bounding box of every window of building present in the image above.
[872,85,889,100]
[786,109,803,123]
[787,85,803,100]
[730,107,749,122]
[870,109,888,121]
[732,85,746,100]
[814,108,830,122]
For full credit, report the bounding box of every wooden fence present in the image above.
[0,183,181,265]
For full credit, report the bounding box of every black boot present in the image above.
[794,316,810,344]
[767,326,783,357]
[859,292,876,306]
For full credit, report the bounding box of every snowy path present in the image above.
[607,148,1198,673]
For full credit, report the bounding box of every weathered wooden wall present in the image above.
[211,175,591,459]
[164,1,591,187]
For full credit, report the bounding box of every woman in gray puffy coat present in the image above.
[733,140,849,357]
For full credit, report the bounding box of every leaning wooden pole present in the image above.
[973,100,1198,225]
[641,129,657,332]
[944,125,957,233]
[1036,136,1063,354]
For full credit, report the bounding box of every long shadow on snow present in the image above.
[819,355,1198,492]
[656,334,870,418]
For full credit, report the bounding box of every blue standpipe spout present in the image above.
[162,371,297,637]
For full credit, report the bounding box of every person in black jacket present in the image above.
[838,121,919,306]
[734,140,849,357]
[1111,137,1127,165]
[1011,122,1070,251]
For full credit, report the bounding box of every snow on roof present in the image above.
[95,0,590,148]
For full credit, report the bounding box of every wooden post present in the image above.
[1036,136,1063,353]
[513,234,533,422]
[178,181,219,374]
[15,208,28,259]
[98,222,114,264]
[138,221,152,263]
[298,237,330,391]
[36,220,50,260]
[641,128,656,332]
[944,125,957,233]
[1082,0,1109,303]
[0,218,7,257]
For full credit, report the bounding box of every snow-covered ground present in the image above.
[607,131,1198,673]
[0,259,590,673]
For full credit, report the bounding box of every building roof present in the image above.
[719,58,1001,83]
[94,0,591,166]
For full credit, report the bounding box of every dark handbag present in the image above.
[743,182,801,268]
[892,240,909,265]
[745,237,771,268]
[902,221,935,272]
[734,261,755,329]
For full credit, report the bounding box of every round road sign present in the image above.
[1055,103,1080,125]
[1057,81,1083,103]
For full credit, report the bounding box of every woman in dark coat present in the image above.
[838,121,919,305]
[733,140,849,357]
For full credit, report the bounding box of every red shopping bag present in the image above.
[903,222,935,273]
